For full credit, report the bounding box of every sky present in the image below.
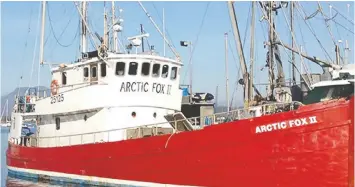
[1,1,354,107]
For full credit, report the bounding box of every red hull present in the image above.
[7,97,354,187]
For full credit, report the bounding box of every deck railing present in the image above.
[10,102,299,148]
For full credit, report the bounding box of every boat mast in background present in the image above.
[224,32,230,112]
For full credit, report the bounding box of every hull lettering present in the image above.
[255,116,318,134]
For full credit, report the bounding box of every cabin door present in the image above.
[90,64,98,84]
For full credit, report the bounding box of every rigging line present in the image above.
[316,2,345,67]
[331,5,354,25]
[27,2,42,93]
[295,2,333,62]
[17,6,34,97]
[47,2,79,48]
[256,8,267,42]
[280,5,313,83]
[317,2,336,46]
[227,32,241,108]
[257,3,312,90]
[242,4,252,50]
[305,9,319,20]
[182,2,210,84]
[328,18,355,34]
[295,13,313,74]
[151,2,176,49]
[49,21,80,58]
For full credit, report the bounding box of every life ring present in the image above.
[26,96,30,103]
[51,80,59,95]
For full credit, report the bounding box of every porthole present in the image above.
[84,115,87,121]
[153,112,157,118]
[132,112,136,118]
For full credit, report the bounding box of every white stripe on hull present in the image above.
[8,166,199,187]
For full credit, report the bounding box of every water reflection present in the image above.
[6,177,88,187]
[6,177,59,187]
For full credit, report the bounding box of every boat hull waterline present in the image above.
[7,97,354,187]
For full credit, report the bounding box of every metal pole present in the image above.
[189,42,193,99]
[163,8,166,56]
[81,2,87,53]
[249,2,255,105]
[224,33,230,113]
[39,1,46,65]
[140,24,144,52]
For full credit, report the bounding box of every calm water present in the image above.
[1,127,61,187]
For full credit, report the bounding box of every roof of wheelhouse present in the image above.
[51,52,183,73]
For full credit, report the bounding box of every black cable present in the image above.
[47,2,79,48]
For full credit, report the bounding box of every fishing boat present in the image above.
[6,1,354,187]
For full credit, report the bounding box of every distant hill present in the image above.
[1,86,50,118]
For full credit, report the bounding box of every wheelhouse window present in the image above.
[141,62,150,76]
[128,62,138,75]
[62,72,67,85]
[152,64,160,77]
[170,67,177,80]
[100,63,106,77]
[84,67,89,77]
[162,65,169,78]
[115,62,125,76]
[91,66,97,78]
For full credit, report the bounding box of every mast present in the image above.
[266,1,275,99]
[112,1,118,53]
[290,2,296,85]
[224,33,230,113]
[104,2,109,49]
[227,2,249,108]
[39,1,46,65]
[248,1,255,106]
[81,2,87,53]
[344,40,349,65]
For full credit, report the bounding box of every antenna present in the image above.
[112,1,118,53]
[163,8,166,57]
[140,24,144,52]
[138,2,180,59]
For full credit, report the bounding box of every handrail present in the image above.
[10,101,295,147]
